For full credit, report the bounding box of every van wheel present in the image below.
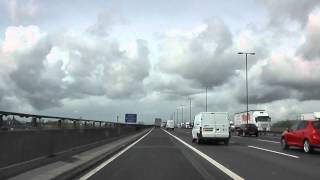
[303,140,313,153]
[256,133,259,137]
[196,137,202,144]
[281,138,289,150]
[224,139,229,145]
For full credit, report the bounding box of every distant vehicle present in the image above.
[236,124,258,137]
[154,118,162,128]
[230,121,235,132]
[234,110,271,132]
[166,120,174,130]
[192,112,230,145]
[301,112,320,121]
[185,122,192,129]
[161,121,166,128]
[281,119,320,153]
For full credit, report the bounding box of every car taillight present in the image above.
[312,129,319,139]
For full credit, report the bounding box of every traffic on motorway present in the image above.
[155,111,320,153]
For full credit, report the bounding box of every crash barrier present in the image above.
[0,110,151,169]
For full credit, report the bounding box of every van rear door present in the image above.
[214,113,229,137]
[201,113,216,138]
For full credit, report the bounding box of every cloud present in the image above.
[297,11,320,60]
[7,0,39,24]
[260,0,320,27]
[0,25,150,110]
[87,11,125,37]
[158,18,242,89]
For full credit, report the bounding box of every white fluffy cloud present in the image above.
[0,25,150,110]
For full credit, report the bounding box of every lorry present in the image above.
[154,118,162,128]
[166,120,174,130]
[192,112,230,145]
[300,112,320,121]
[234,110,271,131]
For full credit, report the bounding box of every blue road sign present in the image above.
[125,114,137,123]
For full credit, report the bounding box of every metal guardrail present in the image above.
[0,110,126,130]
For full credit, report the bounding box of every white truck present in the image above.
[166,120,174,130]
[301,112,320,121]
[192,112,230,145]
[234,110,271,131]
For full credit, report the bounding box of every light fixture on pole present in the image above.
[238,52,255,124]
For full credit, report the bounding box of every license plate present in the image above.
[203,128,213,131]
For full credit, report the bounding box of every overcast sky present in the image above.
[0,0,320,124]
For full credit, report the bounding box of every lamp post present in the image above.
[205,87,208,112]
[176,108,179,125]
[187,97,192,123]
[238,52,255,124]
[181,105,184,124]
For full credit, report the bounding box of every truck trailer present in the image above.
[234,110,271,131]
[301,112,320,121]
[154,118,162,128]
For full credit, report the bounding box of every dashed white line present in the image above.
[257,139,280,144]
[163,130,244,180]
[79,129,153,180]
[248,145,299,159]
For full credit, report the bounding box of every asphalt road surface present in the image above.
[80,128,320,180]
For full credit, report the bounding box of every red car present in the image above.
[281,120,320,153]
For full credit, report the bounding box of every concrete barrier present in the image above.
[0,125,149,169]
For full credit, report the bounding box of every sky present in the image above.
[0,0,320,124]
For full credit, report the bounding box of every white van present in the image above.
[192,112,230,144]
[166,120,174,130]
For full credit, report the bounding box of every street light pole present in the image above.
[206,87,208,112]
[188,97,192,123]
[181,105,184,124]
[238,52,255,124]
[176,108,179,125]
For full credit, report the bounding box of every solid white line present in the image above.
[248,145,299,159]
[257,139,280,144]
[79,129,153,180]
[163,130,244,180]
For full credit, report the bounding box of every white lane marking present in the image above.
[79,129,153,180]
[232,136,280,144]
[248,145,299,159]
[257,139,280,144]
[163,130,244,180]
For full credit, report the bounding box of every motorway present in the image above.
[79,128,320,180]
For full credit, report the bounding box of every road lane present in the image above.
[84,128,232,180]
[172,128,320,180]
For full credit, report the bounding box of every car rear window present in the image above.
[313,121,320,130]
